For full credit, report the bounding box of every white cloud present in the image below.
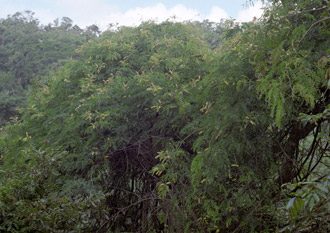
[0,0,265,31]
[100,3,203,29]
[34,1,228,30]
[102,3,229,30]
[32,2,206,30]
[236,1,264,22]
[206,6,228,22]
[51,0,119,28]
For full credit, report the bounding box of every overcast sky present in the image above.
[0,0,265,30]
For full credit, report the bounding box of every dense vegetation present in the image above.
[0,11,99,126]
[0,0,329,232]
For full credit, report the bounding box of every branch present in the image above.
[301,147,327,182]
[284,5,327,18]
[298,16,330,47]
[296,124,320,177]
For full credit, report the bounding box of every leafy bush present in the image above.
[0,148,106,232]
[281,176,330,232]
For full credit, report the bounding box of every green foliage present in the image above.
[0,11,97,126]
[281,176,330,232]
[0,148,106,232]
[2,21,213,232]
[256,0,330,126]
[1,1,330,231]
[0,71,26,125]
[153,29,278,231]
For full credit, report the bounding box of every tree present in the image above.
[1,21,212,232]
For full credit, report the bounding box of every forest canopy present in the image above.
[0,0,329,232]
[0,11,99,126]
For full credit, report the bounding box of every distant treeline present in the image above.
[0,11,100,125]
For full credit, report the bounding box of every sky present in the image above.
[0,0,265,30]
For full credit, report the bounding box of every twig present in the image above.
[96,196,161,233]
[232,202,262,233]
